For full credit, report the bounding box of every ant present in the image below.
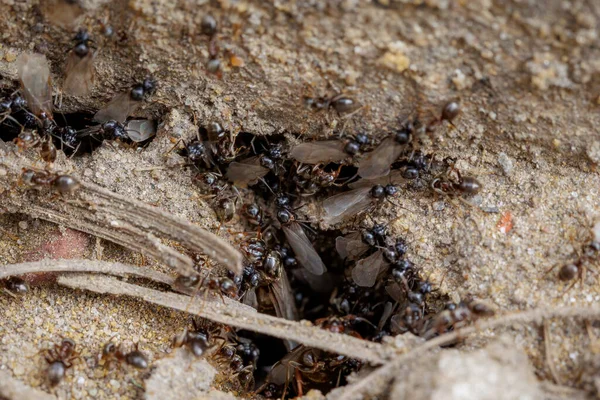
[21,169,80,194]
[545,221,600,292]
[172,319,214,358]
[431,158,481,197]
[42,338,80,386]
[423,299,495,339]
[173,273,238,302]
[2,276,29,297]
[100,339,149,370]
[304,94,359,115]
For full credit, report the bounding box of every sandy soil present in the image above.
[2,0,600,399]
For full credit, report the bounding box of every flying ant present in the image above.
[21,169,80,194]
[93,77,156,123]
[63,29,96,96]
[289,133,369,165]
[335,224,388,261]
[321,182,401,226]
[276,196,326,276]
[16,53,53,124]
[100,339,149,370]
[357,121,414,179]
[41,338,80,386]
[226,143,286,188]
[259,250,299,323]
[76,119,150,145]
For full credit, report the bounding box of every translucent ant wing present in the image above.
[357,137,403,179]
[335,232,369,260]
[351,250,386,287]
[242,288,258,309]
[16,53,53,118]
[40,0,84,29]
[93,91,140,123]
[321,186,372,226]
[282,222,326,275]
[289,140,347,164]
[270,271,299,322]
[225,157,269,188]
[268,345,306,385]
[378,301,394,330]
[63,51,96,96]
[348,170,405,189]
[74,124,102,139]
[385,283,404,302]
[125,119,156,142]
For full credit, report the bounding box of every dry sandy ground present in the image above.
[2,0,600,399]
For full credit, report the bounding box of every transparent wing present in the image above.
[349,170,405,189]
[40,0,84,29]
[351,250,385,287]
[289,140,348,164]
[335,232,369,260]
[282,223,326,275]
[93,91,140,123]
[268,345,306,385]
[63,51,95,96]
[385,283,404,302]
[321,186,371,226]
[271,271,299,321]
[225,157,269,188]
[126,119,156,142]
[16,53,53,118]
[357,137,403,179]
[242,288,258,310]
[378,301,394,330]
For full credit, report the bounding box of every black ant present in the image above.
[21,169,80,194]
[100,339,149,370]
[42,338,80,386]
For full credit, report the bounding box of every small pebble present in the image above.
[432,201,445,211]
[109,379,121,391]
[498,152,513,175]
[18,220,28,230]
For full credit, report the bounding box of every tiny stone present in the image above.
[586,141,600,164]
[433,201,445,211]
[109,379,121,390]
[18,220,28,230]
[498,152,513,175]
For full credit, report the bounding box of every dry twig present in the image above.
[0,259,174,285]
[0,144,242,275]
[56,273,388,364]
